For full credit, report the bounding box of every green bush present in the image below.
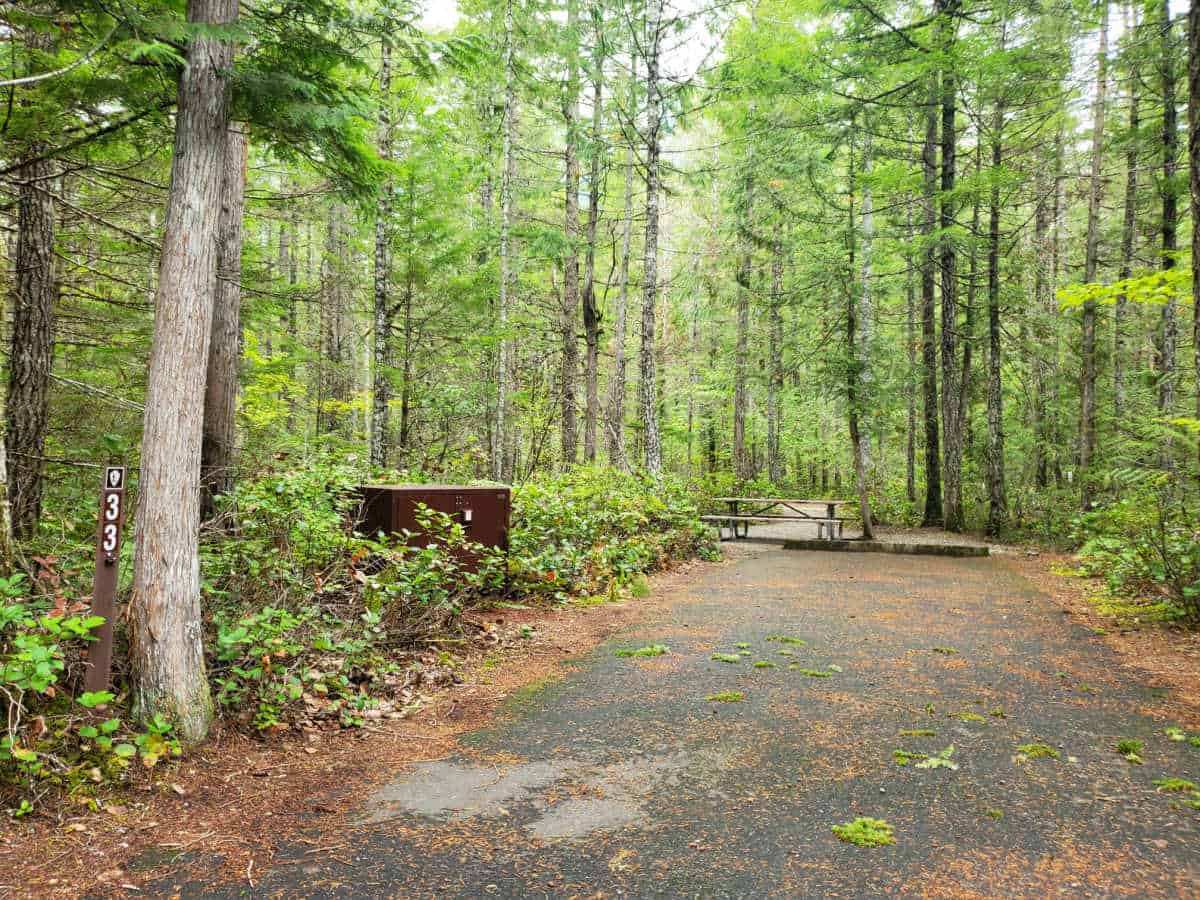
[507,466,716,601]
[1075,491,1200,622]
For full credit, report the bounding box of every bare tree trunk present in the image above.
[857,128,875,478]
[1158,0,1179,464]
[201,122,247,520]
[985,99,1006,536]
[6,24,57,539]
[767,226,784,485]
[5,151,55,540]
[130,0,236,744]
[399,170,416,457]
[905,188,917,504]
[639,0,664,474]
[1190,0,1200,467]
[1033,171,1051,489]
[920,71,943,525]
[1116,3,1140,421]
[581,60,603,464]
[847,122,874,540]
[733,152,753,484]
[606,140,633,468]
[1080,0,1108,509]
[559,0,581,467]
[494,0,516,482]
[370,36,393,469]
[938,0,963,532]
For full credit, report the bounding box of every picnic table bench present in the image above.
[701,497,850,542]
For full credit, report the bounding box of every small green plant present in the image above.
[1016,743,1060,760]
[614,644,668,658]
[931,647,959,655]
[753,660,777,669]
[893,749,927,766]
[989,707,1006,718]
[915,745,958,770]
[985,808,1003,820]
[711,653,741,663]
[519,625,534,639]
[1164,726,1187,742]
[628,576,651,598]
[1152,777,1197,793]
[831,817,895,847]
[797,668,832,678]
[954,712,986,723]
[1116,739,1144,763]
[1191,737,1200,749]
[766,635,807,645]
[900,728,935,737]
[828,664,843,672]
[706,691,744,703]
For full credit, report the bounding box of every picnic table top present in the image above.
[712,497,849,506]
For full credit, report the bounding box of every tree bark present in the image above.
[606,139,633,468]
[1033,170,1051,489]
[985,100,1006,536]
[370,36,393,469]
[130,0,237,744]
[494,0,516,482]
[6,23,57,539]
[1080,0,1108,509]
[1190,0,1200,465]
[938,0,963,532]
[1158,0,1179,457]
[1115,3,1140,421]
[920,70,942,525]
[733,151,754,485]
[581,50,603,463]
[639,0,664,474]
[767,226,784,485]
[200,122,247,521]
[559,0,582,467]
[905,186,917,504]
[5,149,56,540]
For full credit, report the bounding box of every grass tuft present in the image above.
[614,644,668,658]
[1015,742,1060,760]
[831,817,895,847]
[705,691,745,703]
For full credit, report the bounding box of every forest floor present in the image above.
[5,538,1200,898]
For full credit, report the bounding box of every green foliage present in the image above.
[506,467,715,602]
[1152,777,1197,793]
[831,817,895,847]
[1116,739,1144,764]
[614,644,668,658]
[914,745,957,770]
[711,653,742,663]
[1015,743,1060,760]
[1075,492,1200,622]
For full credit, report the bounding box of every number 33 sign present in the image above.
[86,465,126,692]
[99,466,125,562]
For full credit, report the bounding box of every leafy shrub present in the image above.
[506,466,716,600]
[1075,490,1200,622]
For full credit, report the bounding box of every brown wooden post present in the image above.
[85,465,126,693]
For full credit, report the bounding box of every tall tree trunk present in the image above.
[767,226,784,485]
[938,0,962,531]
[370,36,393,469]
[399,170,416,457]
[920,71,943,525]
[5,160,55,539]
[560,0,581,467]
[1033,171,1051,489]
[1081,0,1108,509]
[733,150,754,484]
[985,100,1006,536]
[606,140,633,468]
[200,122,247,521]
[581,57,603,463]
[1190,0,1200,466]
[6,23,57,540]
[639,0,664,474]
[847,122,874,540]
[130,0,236,744]
[1158,0,1179,462]
[1115,3,1140,420]
[906,191,917,505]
[494,0,516,482]
[857,128,875,479]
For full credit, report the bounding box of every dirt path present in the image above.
[156,546,1200,898]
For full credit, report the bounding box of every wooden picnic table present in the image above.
[702,497,850,541]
